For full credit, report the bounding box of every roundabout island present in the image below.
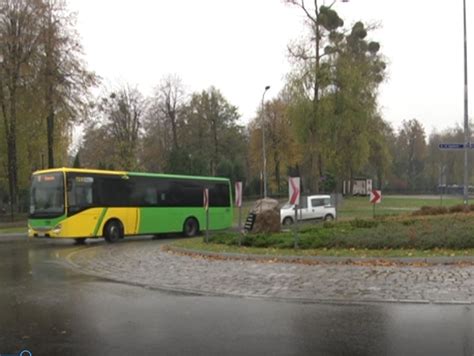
[65,237,474,305]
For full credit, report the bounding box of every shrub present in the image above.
[299,225,323,234]
[208,233,236,245]
[349,218,379,228]
[412,206,448,216]
[240,232,294,248]
[449,204,470,213]
[401,219,417,226]
[323,221,336,229]
[208,214,474,250]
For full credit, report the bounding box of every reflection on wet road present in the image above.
[0,237,473,355]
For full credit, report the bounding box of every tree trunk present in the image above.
[311,141,320,193]
[47,110,54,168]
[167,101,179,150]
[349,168,354,195]
[211,118,218,176]
[7,134,17,219]
[7,92,18,218]
[45,11,55,169]
[312,11,321,194]
[274,153,281,195]
[377,170,383,190]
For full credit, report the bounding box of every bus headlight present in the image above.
[52,224,62,234]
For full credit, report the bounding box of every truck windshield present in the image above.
[29,173,65,218]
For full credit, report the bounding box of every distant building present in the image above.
[343,178,372,196]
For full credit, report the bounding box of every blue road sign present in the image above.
[439,143,466,149]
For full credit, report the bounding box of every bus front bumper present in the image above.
[28,224,62,239]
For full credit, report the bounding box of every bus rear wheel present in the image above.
[74,238,86,245]
[183,218,199,237]
[104,220,123,243]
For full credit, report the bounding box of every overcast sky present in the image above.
[67,0,474,136]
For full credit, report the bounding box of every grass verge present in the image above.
[235,195,464,223]
[171,239,474,258]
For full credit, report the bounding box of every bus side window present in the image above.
[181,181,202,207]
[99,176,131,206]
[144,187,157,205]
[67,177,76,207]
[209,183,230,207]
[155,180,171,206]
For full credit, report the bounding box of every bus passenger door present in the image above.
[208,183,231,230]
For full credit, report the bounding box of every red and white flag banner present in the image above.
[203,188,209,211]
[289,177,301,205]
[235,182,242,208]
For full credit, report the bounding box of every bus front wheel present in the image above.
[104,220,123,243]
[183,218,199,237]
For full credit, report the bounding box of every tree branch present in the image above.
[290,0,316,25]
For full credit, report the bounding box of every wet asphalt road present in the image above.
[1,237,474,356]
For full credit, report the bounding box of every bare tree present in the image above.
[99,86,146,170]
[140,108,170,173]
[153,74,185,150]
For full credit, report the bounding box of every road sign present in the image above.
[203,188,209,211]
[370,190,382,204]
[438,143,466,149]
[289,177,300,205]
[235,182,242,208]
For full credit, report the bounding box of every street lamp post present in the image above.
[463,0,470,205]
[261,85,270,199]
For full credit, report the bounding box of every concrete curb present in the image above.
[163,245,474,266]
[0,232,26,236]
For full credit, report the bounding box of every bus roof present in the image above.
[32,167,230,182]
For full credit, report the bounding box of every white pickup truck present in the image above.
[280,195,336,225]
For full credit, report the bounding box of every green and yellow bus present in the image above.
[28,168,233,243]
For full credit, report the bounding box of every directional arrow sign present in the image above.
[438,143,466,149]
[289,177,301,205]
[370,190,382,204]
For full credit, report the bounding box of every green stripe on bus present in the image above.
[93,208,108,236]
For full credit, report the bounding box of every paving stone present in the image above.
[68,241,474,303]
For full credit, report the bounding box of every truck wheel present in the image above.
[324,214,334,221]
[283,217,294,225]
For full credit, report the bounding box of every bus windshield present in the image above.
[29,172,65,218]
